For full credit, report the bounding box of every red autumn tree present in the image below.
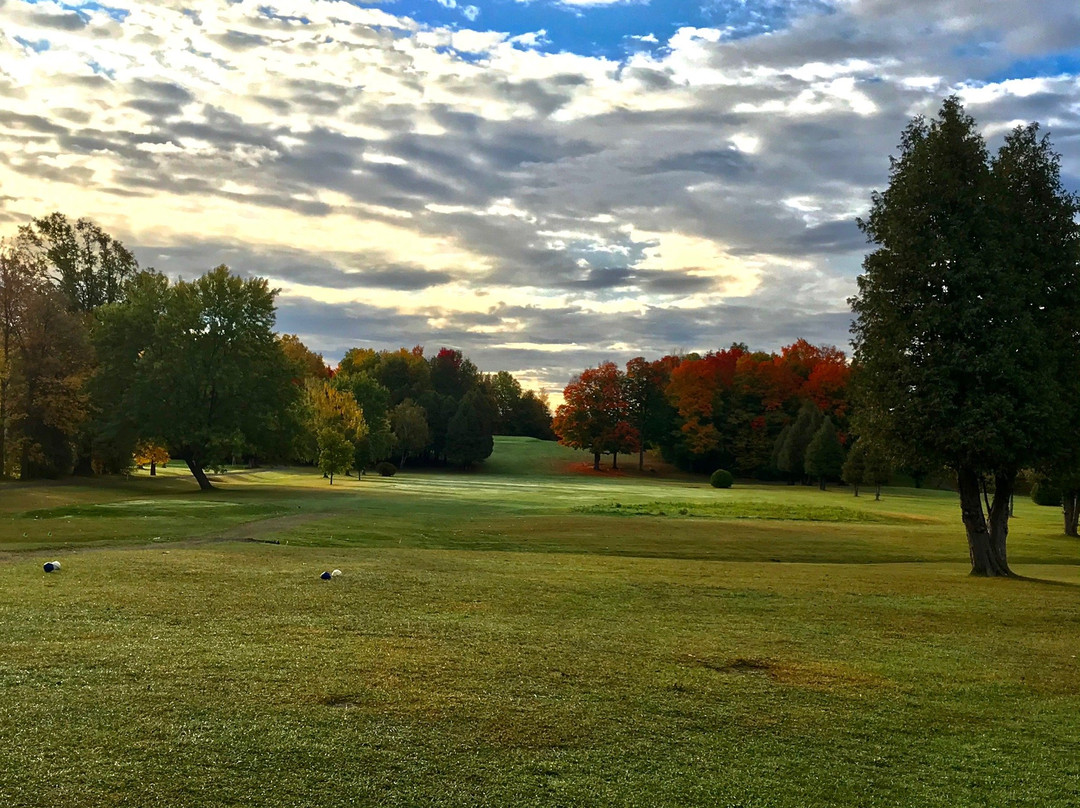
[553,362,639,470]
[801,352,850,421]
[666,346,743,456]
[625,355,678,471]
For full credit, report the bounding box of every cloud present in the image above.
[0,0,1076,392]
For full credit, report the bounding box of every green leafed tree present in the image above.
[17,212,139,313]
[391,399,429,468]
[446,388,496,467]
[863,444,893,502]
[776,401,822,484]
[841,439,867,497]
[804,417,844,490]
[94,266,297,490]
[850,98,1080,574]
[317,427,354,485]
[333,371,394,472]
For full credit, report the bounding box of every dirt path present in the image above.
[0,511,331,563]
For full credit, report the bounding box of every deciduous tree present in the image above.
[553,362,639,470]
[17,212,139,312]
[94,266,296,490]
[391,399,429,468]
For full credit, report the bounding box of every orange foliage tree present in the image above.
[553,362,640,470]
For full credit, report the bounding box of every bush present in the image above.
[710,469,734,489]
[375,462,397,477]
[1032,481,1062,507]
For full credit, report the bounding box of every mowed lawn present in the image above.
[1,438,1078,807]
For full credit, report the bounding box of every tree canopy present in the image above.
[17,212,139,313]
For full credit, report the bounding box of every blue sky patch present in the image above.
[988,50,1080,83]
[370,0,833,59]
[15,36,51,53]
[23,0,130,22]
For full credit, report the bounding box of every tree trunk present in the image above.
[818,476,826,491]
[329,472,334,485]
[592,451,601,471]
[150,459,156,477]
[72,442,94,476]
[987,471,1014,569]
[0,377,6,479]
[1063,490,1079,537]
[612,452,618,470]
[853,483,859,497]
[957,467,1012,576]
[875,485,881,501]
[184,457,214,491]
[638,447,644,472]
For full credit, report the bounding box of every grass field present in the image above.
[2,437,1079,806]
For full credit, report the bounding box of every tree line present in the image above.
[0,214,554,488]
[552,340,861,483]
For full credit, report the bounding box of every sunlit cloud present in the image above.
[0,0,1077,394]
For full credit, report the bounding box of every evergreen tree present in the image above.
[850,97,1080,575]
[777,401,822,484]
[841,439,867,496]
[446,388,496,467]
[804,417,844,490]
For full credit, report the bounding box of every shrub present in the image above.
[375,462,397,477]
[710,469,734,489]
[1032,480,1062,507]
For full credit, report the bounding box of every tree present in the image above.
[850,98,1080,575]
[553,362,638,470]
[317,427,354,484]
[625,356,672,471]
[430,347,479,400]
[0,240,92,478]
[776,401,822,484]
[134,442,169,476]
[864,444,893,502]
[17,212,139,312]
[842,440,867,496]
[88,271,171,474]
[512,390,555,440]
[666,348,742,465]
[391,399,429,468]
[376,348,430,406]
[446,388,496,467]
[279,334,330,382]
[5,283,92,478]
[333,371,393,472]
[0,243,47,477]
[94,266,297,490]
[804,417,844,490]
[489,370,523,434]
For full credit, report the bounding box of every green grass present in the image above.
[1,437,1079,806]
[574,499,935,523]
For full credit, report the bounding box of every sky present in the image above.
[1,0,1078,397]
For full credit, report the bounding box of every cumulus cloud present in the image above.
[0,0,1077,393]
